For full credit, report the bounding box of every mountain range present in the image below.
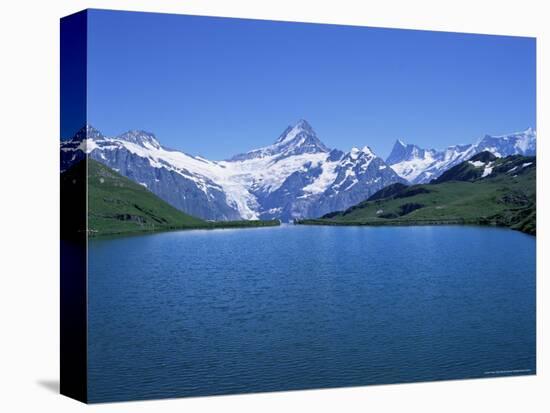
[299,152,536,235]
[60,120,536,222]
[386,128,536,184]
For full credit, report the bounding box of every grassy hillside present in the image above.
[62,159,279,237]
[297,154,536,235]
[87,159,206,235]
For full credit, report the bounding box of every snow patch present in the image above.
[482,162,494,178]
[302,158,339,195]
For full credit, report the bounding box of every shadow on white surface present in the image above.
[37,380,59,394]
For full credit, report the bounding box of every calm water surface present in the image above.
[88,225,536,402]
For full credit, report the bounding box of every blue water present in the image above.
[88,225,536,402]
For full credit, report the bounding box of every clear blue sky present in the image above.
[85,9,536,160]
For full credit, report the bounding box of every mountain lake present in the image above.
[87,224,536,402]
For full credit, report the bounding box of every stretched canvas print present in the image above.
[60,9,537,403]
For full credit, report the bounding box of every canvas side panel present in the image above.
[60,9,88,404]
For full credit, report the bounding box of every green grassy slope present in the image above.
[65,159,279,236]
[297,154,536,235]
[87,159,206,235]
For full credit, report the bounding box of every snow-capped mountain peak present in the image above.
[386,139,430,166]
[275,119,314,144]
[115,130,162,150]
[230,119,329,161]
[384,139,438,182]
[348,146,376,161]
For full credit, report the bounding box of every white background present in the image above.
[0,0,548,411]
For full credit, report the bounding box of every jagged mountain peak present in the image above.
[296,118,313,128]
[349,145,376,159]
[395,138,407,148]
[275,119,314,141]
[274,119,326,147]
[230,119,329,161]
[70,124,104,141]
[386,138,428,166]
[116,129,162,149]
